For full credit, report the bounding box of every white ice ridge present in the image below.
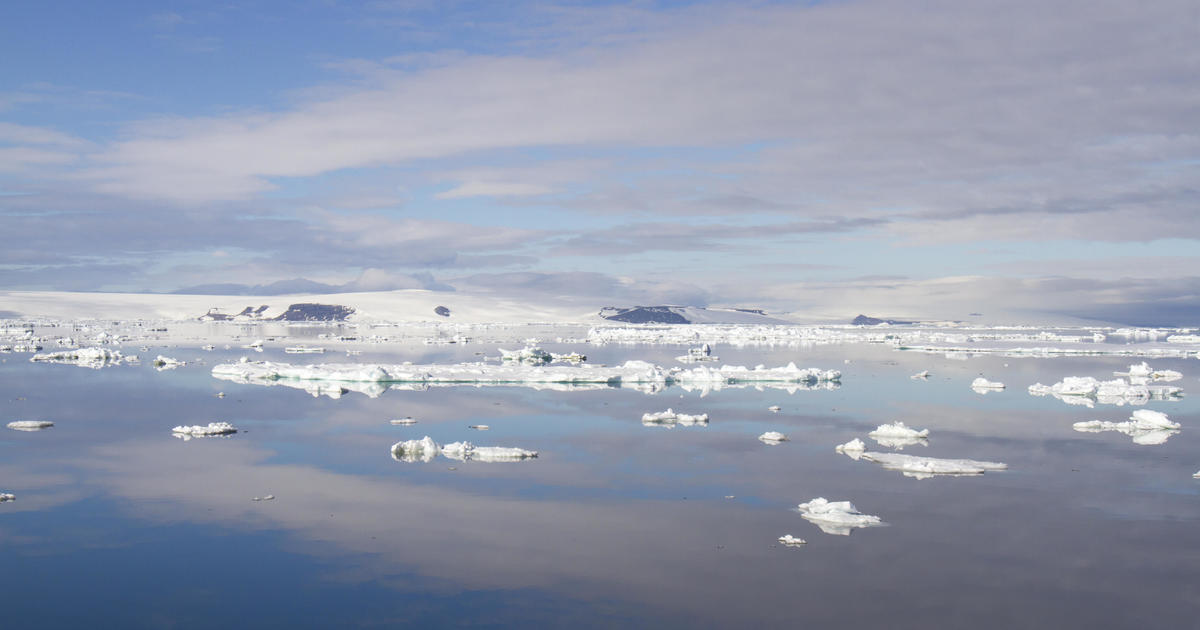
[391,436,537,463]
[1072,409,1181,445]
[6,420,54,431]
[171,422,238,439]
[795,498,884,536]
[857,452,1008,479]
[212,359,841,397]
[641,408,709,427]
[30,347,124,368]
[758,431,788,444]
[868,422,929,449]
[971,377,1005,391]
[835,438,866,459]
[778,535,807,546]
[0,493,14,502]
[1028,374,1183,408]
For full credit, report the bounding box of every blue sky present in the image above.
[2,0,1198,323]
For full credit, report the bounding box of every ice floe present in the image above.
[911,370,931,380]
[6,420,54,431]
[834,438,866,459]
[971,377,1005,392]
[1114,361,1182,383]
[758,431,788,444]
[777,535,807,546]
[642,409,709,427]
[1194,470,1200,479]
[1029,373,1183,408]
[767,405,781,412]
[30,347,124,368]
[857,452,1008,479]
[1072,409,1181,445]
[171,422,238,439]
[212,358,841,398]
[391,436,537,463]
[795,498,884,536]
[468,424,489,430]
[153,355,185,370]
[868,422,929,449]
[0,493,14,502]
[390,417,418,425]
[676,344,718,363]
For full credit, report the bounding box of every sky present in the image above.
[1,0,1198,324]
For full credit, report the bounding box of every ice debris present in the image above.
[971,377,1005,392]
[911,370,931,380]
[796,498,884,536]
[0,493,14,502]
[153,355,185,370]
[767,405,781,412]
[758,431,788,444]
[391,436,537,463]
[858,452,1007,479]
[468,424,490,430]
[7,420,54,431]
[778,535,807,546]
[1029,374,1183,407]
[834,438,866,460]
[868,422,929,442]
[30,347,123,368]
[171,422,238,439]
[1072,409,1181,445]
[1114,361,1182,383]
[390,417,418,425]
[642,409,709,427]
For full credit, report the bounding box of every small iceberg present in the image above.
[796,497,884,536]
[7,420,54,431]
[468,424,490,430]
[391,436,441,463]
[30,347,123,368]
[391,436,537,463]
[911,370,931,380]
[642,408,709,427]
[0,493,14,503]
[768,405,781,412]
[868,422,929,449]
[777,534,807,546]
[1116,362,1182,383]
[676,344,718,363]
[1072,409,1181,445]
[153,355,185,370]
[499,346,552,364]
[758,431,788,444]
[1028,375,1183,407]
[834,438,866,460]
[971,377,1005,393]
[172,422,238,440]
[390,417,418,425]
[859,452,1008,479]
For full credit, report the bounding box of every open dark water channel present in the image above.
[2,335,1199,628]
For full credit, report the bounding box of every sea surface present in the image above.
[2,328,1199,628]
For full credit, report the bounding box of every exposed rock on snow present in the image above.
[868,422,929,450]
[834,438,866,460]
[642,409,709,427]
[758,431,788,444]
[858,452,1008,479]
[6,420,54,431]
[1072,409,1181,445]
[778,535,807,546]
[171,422,238,439]
[796,498,884,536]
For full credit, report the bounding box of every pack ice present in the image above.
[795,498,884,536]
[1072,409,1180,445]
[641,409,709,427]
[6,420,54,431]
[391,436,537,463]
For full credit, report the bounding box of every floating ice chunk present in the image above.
[441,441,538,462]
[868,422,929,449]
[7,420,54,431]
[835,438,866,460]
[1194,470,1200,479]
[796,497,884,536]
[1072,409,1181,445]
[1115,362,1182,383]
[1030,374,1183,407]
[971,377,1005,392]
[642,408,709,427]
[468,424,490,430]
[153,355,185,370]
[390,417,418,425]
[0,493,14,502]
[391,436,441,463]
[172,422,238,439]
[676,344,718,363]
[499,346,552,364]
[911,370,931,380]
[30,347,122,368]
[767,405,781,412]
[860,452,1008,479]
[284,346,325,354]
[758,431,788,444]
[778,535,807,546]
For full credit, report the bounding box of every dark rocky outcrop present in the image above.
[272,304,355,322]
[851,314,913,326]
[434,306,451,317]
[600,306,691,324]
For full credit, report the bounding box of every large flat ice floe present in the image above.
[6,420,54,431]
[1072,409,1181,445]
[29,347,124,368]
[641,409,709,427]
[868,422,929,449]
[857,451,1008,479]
[795,498,885,536]
[172,422,238,440]
[391,436,538,463]
[212,359,841,398]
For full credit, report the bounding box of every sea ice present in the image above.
[758,431,788,444]
[390,417,418,425]
[1115,361,1182,383]
[30,347,123,368]
[1072,409,1181,445]
[153,355,185,370]
[391,436,441,463]
[1028,374,1183,407]
[777,535,807,546]
[911,370,931,380]
[468,424,490,430]
[768,405,781,412]
[971,377,1005,392]
[795,498,884,536]
[642,409,709,427]
[6,420,54,431]
[0,493,14,502]
[443,442,539,462]
[171,422,238,439]
[834,438,866,460]
[859,452,1008,479]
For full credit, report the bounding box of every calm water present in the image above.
[2,335,1199,628]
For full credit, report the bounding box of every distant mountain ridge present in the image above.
[599,306,790,324]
